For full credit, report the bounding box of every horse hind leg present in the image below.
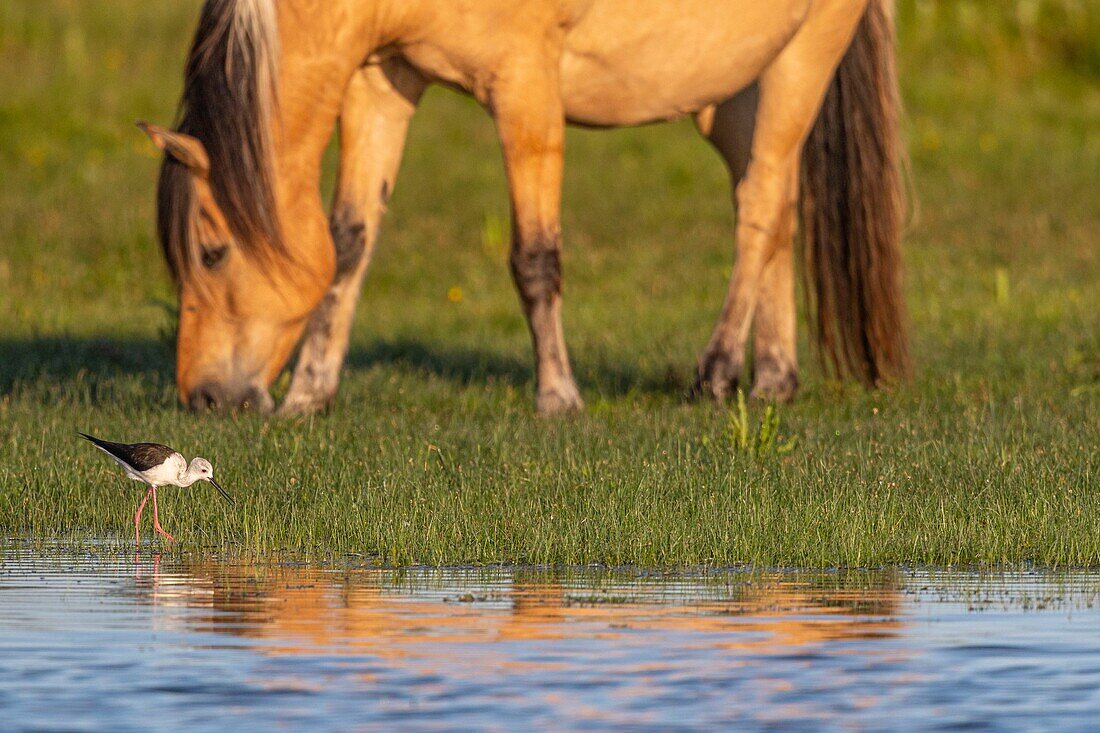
[693,155,799,403]
[696,88,800,403]
[749,210,799,402]
[693,2,865,403]
[281,60,424,415]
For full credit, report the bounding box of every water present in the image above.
[2,550,1100,731]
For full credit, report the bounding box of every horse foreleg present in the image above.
[281,60,424,415]
[493,66,583,415]
[695,2,862,402]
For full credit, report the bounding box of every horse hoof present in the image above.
[278,390,333,416]
[691,352,742,403]
[536,386,585,416]
[750,370,799,403]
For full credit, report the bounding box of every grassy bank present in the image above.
[0,1,1096,565]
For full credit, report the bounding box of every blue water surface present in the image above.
[1,549,1099,731]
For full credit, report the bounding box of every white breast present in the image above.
[139,452,188,487]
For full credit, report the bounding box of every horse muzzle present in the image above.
[187,381,274,413]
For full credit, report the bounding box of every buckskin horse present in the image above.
[142,0,909,415]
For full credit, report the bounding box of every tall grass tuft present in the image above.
[726,392,797,460]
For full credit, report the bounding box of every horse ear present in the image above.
[137,122,210,179]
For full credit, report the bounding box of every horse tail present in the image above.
[799,0,911,385]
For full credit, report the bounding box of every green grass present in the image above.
[0,1,1097,566]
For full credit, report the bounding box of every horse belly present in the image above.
[560,0,809,126]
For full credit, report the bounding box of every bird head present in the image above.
[189,457,215,479]
[188,457,234,505]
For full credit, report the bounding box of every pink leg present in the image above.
[152,488,175,542]
[134,486,154,549]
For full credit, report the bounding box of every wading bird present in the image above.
[80,433,233,547]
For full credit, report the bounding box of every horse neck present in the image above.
[259,0,417,286]
[267,2,379,276]
[272,0,405,168]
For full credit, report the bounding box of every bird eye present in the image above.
[201,244,229,269]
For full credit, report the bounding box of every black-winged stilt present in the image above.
[80,433,233,547]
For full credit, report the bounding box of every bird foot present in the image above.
[154,526,175,542]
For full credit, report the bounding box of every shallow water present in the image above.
[2,550,1100,731]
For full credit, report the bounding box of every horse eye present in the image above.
[201,244,229,269]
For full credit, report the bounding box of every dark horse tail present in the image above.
[800,0,911,385]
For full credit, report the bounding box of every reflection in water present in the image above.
[148,556,902,664]
[126,557,907,727]
[3,550,1100,730]
[143,559,903,659]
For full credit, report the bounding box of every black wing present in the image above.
[79,433,176,472]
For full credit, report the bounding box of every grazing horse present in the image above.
[143,0,909,415]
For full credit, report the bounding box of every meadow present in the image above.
[0,1,1096,565]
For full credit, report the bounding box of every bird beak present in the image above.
[209,478,234,506]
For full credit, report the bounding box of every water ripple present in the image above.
[2,550,1100,730]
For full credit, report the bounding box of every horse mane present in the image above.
[157,0,281,283]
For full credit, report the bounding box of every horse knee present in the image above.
[509,239,562,305]
[329,203,368,281]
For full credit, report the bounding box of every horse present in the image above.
[142,0,910,415]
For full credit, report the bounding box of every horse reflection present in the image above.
[132,560,903,661]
